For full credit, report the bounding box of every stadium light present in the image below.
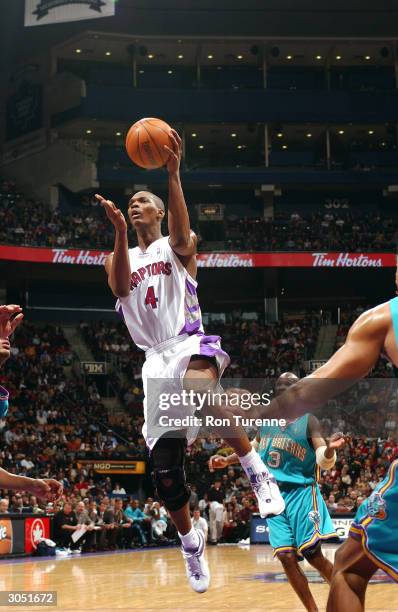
[147,54,154,59]
[277,133,283,138]
[75,49,82,54]
[178,54,184,59]
[282,144,288,149]
[231,133,237,138]
[365,55,371,60]
[368,130,374,134]
[115,132,121,136]
[86,130,92,135]
[105,51,111,56]
[207,54,214,59]
[191,133,197,137]
[316,55,322,60]
[198,145,204,149]
[336,55,342,60]
[338,130,344,134]
[286,55,293,60]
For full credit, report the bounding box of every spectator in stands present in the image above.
[96,500,118,550]
[112,482,126,495]
[0,499,9,513]
[124,499,150,546]
[10,494,24,513]
[54,502,79,551]
[207,478,224,544]
[113,497,133,548]
[150,501,169,542]
[75,500,96,552]
[192,509,208,541]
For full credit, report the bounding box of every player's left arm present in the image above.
[165,130,197,260]
[308,414,346,468]
[208,432,260,470]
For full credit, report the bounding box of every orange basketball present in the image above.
[125,117,173,169]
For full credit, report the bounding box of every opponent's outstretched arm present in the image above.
[96,194,131,298]
[263,306,387,421]
[165,130,197,258]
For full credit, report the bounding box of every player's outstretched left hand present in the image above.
[327,431,346,450]
[164,129,182,174]
[95,194,127,233]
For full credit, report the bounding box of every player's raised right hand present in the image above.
[96,194,127,233]
[208,455,228,471]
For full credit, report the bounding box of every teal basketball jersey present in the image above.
[390,296,398,350]
[258,413,317,485]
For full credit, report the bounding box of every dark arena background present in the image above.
[0,1,397,611]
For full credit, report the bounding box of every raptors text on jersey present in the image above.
[116,236,203,351]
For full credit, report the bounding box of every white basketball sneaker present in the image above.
[181,529,210,593]
[250,472,285,518]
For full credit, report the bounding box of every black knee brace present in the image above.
[151,436,191,512]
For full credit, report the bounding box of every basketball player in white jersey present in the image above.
[96,129,284,593]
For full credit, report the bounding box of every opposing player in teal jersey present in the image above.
[249,289,398,611]
[210,372,345,612]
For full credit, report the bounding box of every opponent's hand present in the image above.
[208,455,228,471]
[96,194,127,233]
[0,305,23,339]
[26,478,63,502]
[327,432,346,450]
[164,129,182,174]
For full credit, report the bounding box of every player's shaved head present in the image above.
[275,372,299,396]
[130,191,165,211]
[148,192,165,211]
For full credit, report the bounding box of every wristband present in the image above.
[315,445,336,469]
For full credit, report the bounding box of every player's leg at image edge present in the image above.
[151,436,209,593]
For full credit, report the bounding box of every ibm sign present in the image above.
[81,361,107,375]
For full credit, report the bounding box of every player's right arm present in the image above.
[264,304,388,421]
[96,194,131,298]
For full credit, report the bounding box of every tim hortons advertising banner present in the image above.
[0,246,395,268]
[24,0,115,27]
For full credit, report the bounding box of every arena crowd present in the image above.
[0,315,396,549]
[1,179,396,253]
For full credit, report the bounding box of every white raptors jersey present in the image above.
[116,236,204,351]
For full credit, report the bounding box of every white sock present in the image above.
[179,526,200,551]
[239,448,269,479]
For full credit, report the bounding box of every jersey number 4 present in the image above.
[145,286,158,309]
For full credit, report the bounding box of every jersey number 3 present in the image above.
[267,450,281,469]
[145,286,158,309]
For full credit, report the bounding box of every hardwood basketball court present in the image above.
[0,544,396,612]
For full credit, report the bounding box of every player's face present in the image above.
[275,376,298,396]
[128,192,163,229]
